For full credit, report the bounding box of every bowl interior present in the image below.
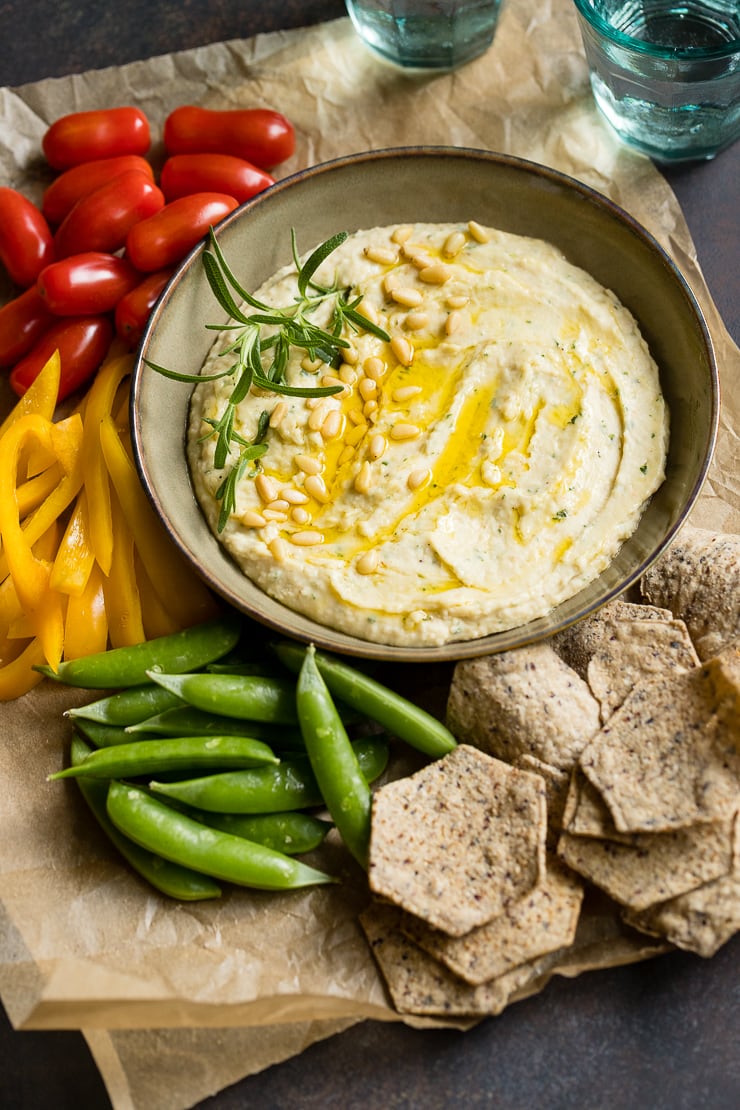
[132,148,718,662]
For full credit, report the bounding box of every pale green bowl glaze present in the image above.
[131,148,718,662]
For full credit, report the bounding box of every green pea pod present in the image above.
[49,735,279,781]
[125,705,306,750]
[297,645,372,868]
[72,719,143,748]
[106,781,336,890]
[189,811,332,855]
[68,684,184,726]
[69,737,221,901]
[146,671,299,725]
[274,641,457,759]
[149,736,389,814]
[36,614,242,689]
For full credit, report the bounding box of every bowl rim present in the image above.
[131,145,719,662]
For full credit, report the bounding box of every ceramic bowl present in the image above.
[131,148,718,662]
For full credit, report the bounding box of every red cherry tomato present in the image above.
[42,107,151,170]
[0,286,55,367]
[125,193,239,273]
[42,155,155,225]
[0,187,55,288]
[163,106,294,170]
[37,252,142,316]
[9,315,114,402]
[54,170,165,259]
[159,153,274,204]
[114,268,173,348]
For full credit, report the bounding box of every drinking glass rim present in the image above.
[572,0,740,59]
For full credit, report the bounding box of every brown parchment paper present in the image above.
[1,2,738,1107]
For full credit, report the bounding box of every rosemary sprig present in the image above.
[146,227,390,531]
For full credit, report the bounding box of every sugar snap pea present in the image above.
[125,705,305,750]
[274,641,457,758]
[69,737,221,901]
[36,613,242,688]
[49,735,279,781]
[183,811,332,855]
[146,671,299,724]
[106,781,336,890]
[68,683,184,726]
[296,645,372,868]
[149,735,389,814]
[72,719,144,748]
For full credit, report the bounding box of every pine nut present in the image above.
[369,433,387,460]
[338,445,356,465]
[419,263,451,285]
[443,230,466,257]
[390,423,421,441]
[301,356,324,373]
[356,549,380,575]
[383,271,400,295]
[290,530,324,546]
[391,287,423,307]
[255,474,279,503]
[269,401,288,428]
[404,311,429,331]
[295,454,322,476]
[404,245,433,268]
[304,474,329,502]
[447,293,469,309]
[291,506,311,525]
[348,409,366,425]
[305,397,322,410]
[354,461,373,494]
[269,537,288,561]
[391,335,414,367]
[339,364,357,385]
[407,467,431,491]
[263,509,288,522]
[363,400,378,417]
[346,422,368,446]
[308,404,330,431]
[321,373,345,390]
[357,298,379,325]
[391,225,413,245]
[241,511,267,528]
[321,410,343,440]
[445,310,463,336]
[359,377,377,401]
[282,488,309,504]
[266,499,290,513]
[363,356,386,381]
[365,245,398,265]
[343,346,359,365]
[392,385,422,403]
[468,220,490,243]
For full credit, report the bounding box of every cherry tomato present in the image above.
[125,193,239,273]
[54,170,165,259]
[9,315,114,402]
[160,153,274,204]
[0,286,56,367]
[37,253,141,316]
[0,187,55,288]
[163,106,294,169]
[42,155,155,225]
[42,107,151,170]
[114,268,173,348]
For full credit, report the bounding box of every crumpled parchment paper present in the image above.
[1,3,737,1108]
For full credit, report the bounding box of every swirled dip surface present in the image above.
[188,222,668,646]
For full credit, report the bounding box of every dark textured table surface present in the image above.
[2,5,739,1109]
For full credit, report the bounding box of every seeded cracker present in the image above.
[401,855,583,985]
[640,525,740,661]
[551,598,674,681]
[368,745,547,936]
[579,651,740,833]
[561,768,639,843]
[446,644,600,772]
[557,818,735,911]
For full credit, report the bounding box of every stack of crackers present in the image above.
[360,525,740,1018]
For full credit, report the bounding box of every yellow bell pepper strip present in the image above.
[99,414,218,627]
[63,562,108,660]
[102,494,146,648]
[81,352,133,576]
[15,462,64,520]
[49,489,95,596]
[0,350,60,439]
[0,637,47,700]
[134,556,182,640]
[4,520,61,639]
